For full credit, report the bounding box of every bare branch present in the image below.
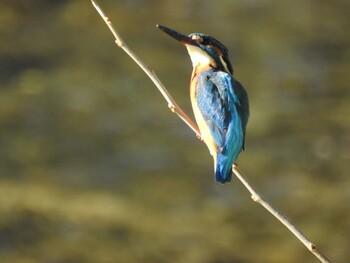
[91,0,200,138]
[232,165,332,263]
[91,1,332,262]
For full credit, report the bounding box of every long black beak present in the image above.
[157,24,198,46]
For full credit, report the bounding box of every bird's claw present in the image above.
[196,133,203,141]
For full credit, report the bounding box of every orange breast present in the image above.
[190,67,218,165]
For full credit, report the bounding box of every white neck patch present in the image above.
[185,45,215,68]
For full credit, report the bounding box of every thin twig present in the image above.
[91,1,332,262]
[232,165,332,263]
[91,0,200,138]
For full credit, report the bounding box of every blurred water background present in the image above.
[0,0,349,262]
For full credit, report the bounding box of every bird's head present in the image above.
[157,24,233,75]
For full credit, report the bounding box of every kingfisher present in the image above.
[157,25,249,184]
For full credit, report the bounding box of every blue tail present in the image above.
[214,153,234,184]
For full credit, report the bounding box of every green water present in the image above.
[0,1,348,262]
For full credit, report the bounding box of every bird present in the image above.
[157,25,249,184]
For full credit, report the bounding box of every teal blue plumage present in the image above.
[197,70,249,183]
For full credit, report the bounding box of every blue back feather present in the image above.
[196,69,249,183]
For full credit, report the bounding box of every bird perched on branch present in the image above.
[157,25,249,184]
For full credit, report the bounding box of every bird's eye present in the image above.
[191,35,209,45]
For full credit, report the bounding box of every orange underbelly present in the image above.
[190,70,218,159]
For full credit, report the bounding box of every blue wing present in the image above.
[196,72,229,150]
[232,79,249,149]
[196,69,249,151]
[196,69,249,183]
